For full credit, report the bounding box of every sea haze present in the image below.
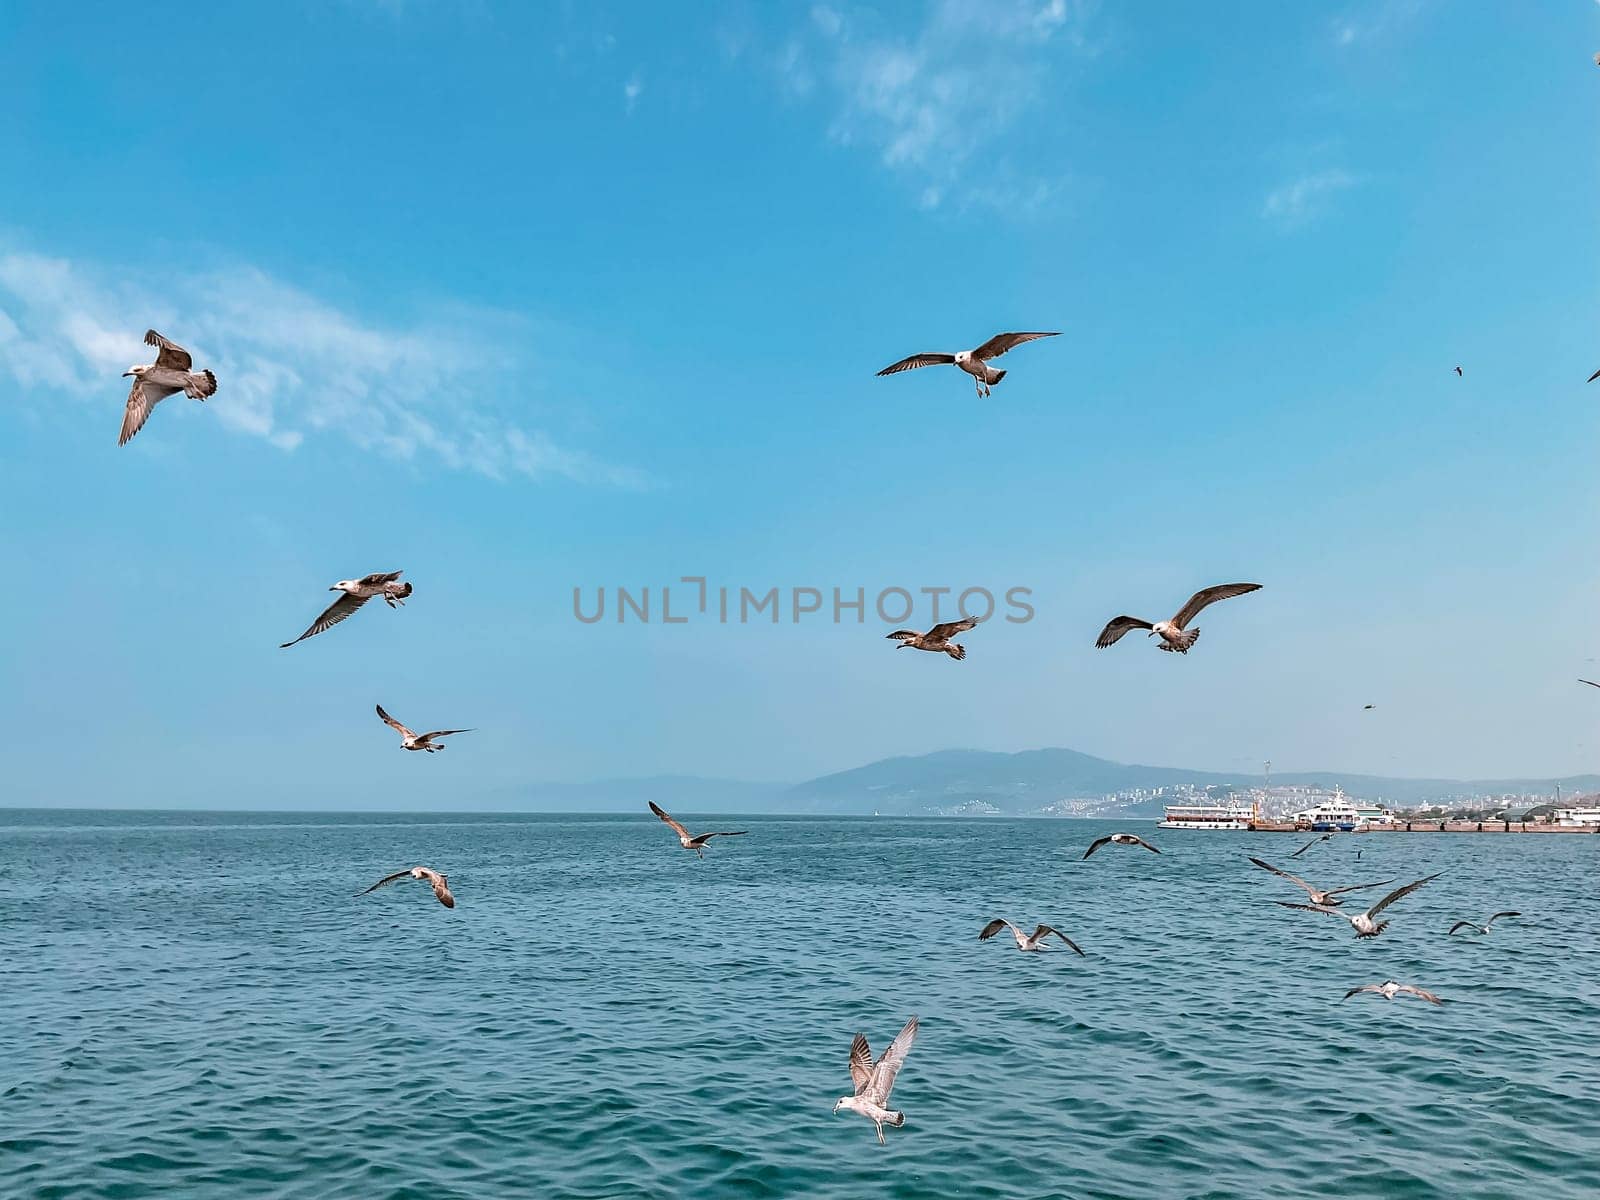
[3,810,1596,1199]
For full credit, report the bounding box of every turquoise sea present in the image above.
[2,810,1596,1199]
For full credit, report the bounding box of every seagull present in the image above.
[280,571,412,648]
[1248,857,1395,908]
[375,704,473,753]
[979,918,1084,955]
[833,1016,919,1145]
[1343,980,1443,1005]
[1083,832,1161,860]
[1448,911,1520,936]
[119,330,218,446]
[885,617,979,661]
[1095,583,1262,654]
[357,866,455,908]
[1453,365,1463,377]
[1580,679,1600,689]
[648,801,747,858]
[1363,704,1376,710]
[1287,833,1332,859]
[876,331,1059,397]
[1275,872,1441,938]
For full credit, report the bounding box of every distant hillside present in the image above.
[484,775,782,812]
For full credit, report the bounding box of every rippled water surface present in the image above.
[2,810,1597,1199]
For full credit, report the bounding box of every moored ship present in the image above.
[1158,798,1258,830]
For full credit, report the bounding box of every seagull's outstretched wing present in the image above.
[1588,368,1600,383]
[971,331,1059,361]
[419,728,474,742]
[877,353,956,376]
[978,918,1013,941]
[1033,925,1085,955]
[885,630,920,642]
[1484,911,1520,928]
[357,570,404,587]
[1396,984,1444,1004]
[1095,615,1153,648]
[1248,857,1319,896]
[119,378,181,446]
[864,1016,918,1105]
[1274,901,1343,917]
[1342,983,1386,1000]
[1581,679,1600,689]
[144,329,194,372]
[357,869,415,897]
[926,617,979,641]
[1127,836,1161,854]
[1286,836,1322,860]
[697,830,748,842]
[376,704,416,740]
[281,592,370,647]
[1172,583,1262,630]
[1447,920,1477,935]
[1082,835,1114,860]
[648,800,692,841]
[1322,878,1396,897]
[849,1034,874,1095]
[1365,872,1442,919]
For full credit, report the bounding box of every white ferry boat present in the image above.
[1158,798,1258,830]
[1288,789,1393,831]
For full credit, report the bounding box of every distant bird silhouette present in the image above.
[1248,857,1394,908]
[1083,832,1161,860]
[978,918,1084,955]
[1096,583,1262,654]
[1276,872,1441,938]
[1580,679,1600,689]
[1287,834,1332,859]
[834,1016,919,1145]
[375,704,472,753]
[358,866,454,908]
[280,571,411,647]
[1448,911,1520,936]
[648,801,747,858]
[1363,704,1376,710]
[1453,365,1463,377]
[1343,980,1443,1005]
[886,617,979,660]
[877,331,1059,397]
[119,330,218,445]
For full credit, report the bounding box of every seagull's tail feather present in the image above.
[1358,920,1390,939]
[947,643,966,661]
[1160,628,1201,653]
[886,1111,905,1128]
[393,582,413,599]
[989,367,1006,386]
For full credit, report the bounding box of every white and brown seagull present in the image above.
[1083,832,1161,860]
[648,801,747,858]
[1276,872,1441,938]
[119,329,218,446]
[876,331,1059,397]
[885,617,979,661]
[979,918,1084,955]
[1343,980,1444,1005]
[357,866,455,908]
[280,571,412,648]
[834,1016,919,1145]
[1096,583,1262,654]
[1248,857,1395,908]
[1448,911,1520,936]
[375,704,473,753]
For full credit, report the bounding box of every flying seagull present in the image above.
[979,918,1084,955]
[834,1016,919,1145]
[280,571,412,648]
[1083,832,1161,860]
[1095,583,1262,654]
[1343,980,1443,1005]
[119,330,218,446]
[1248,857,1394,908]
[876,331,1059,397]
[648,801,747,858]
[1363,704,1376,710]
[1453,365,1463,377]
[1287,833,1332,859]
[357,866,455,908]
[885,617,979,661]
[375,704,473,753]
[1448,911,1520,936]
[1276,872,1441,938]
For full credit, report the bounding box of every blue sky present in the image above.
[2,1,1597,808]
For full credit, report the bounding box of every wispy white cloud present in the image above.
[767,0,1097,215]
[623,73,643,114]
[0,247,641,485]
[1261,169,1358,229]
[1329,0,1426,49]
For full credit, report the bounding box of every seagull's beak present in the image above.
[121,371,133,377]
[1146,631,1155,638]
[329,586,340,591]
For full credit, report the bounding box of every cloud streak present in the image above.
[0,247,641,485]
[1261,169,1357,229]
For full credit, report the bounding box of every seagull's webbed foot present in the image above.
[875,1124,885,1146]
